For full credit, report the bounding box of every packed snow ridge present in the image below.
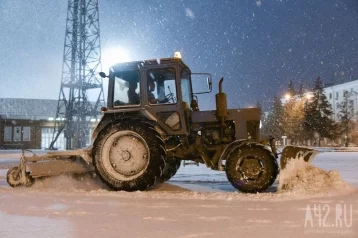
[278,157,355,195]
[21,157,355,202]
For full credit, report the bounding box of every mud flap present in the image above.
[280,146,318,170]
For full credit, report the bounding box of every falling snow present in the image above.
[185,8,195,19]
[1,2,358,237]
[0,0,357,109]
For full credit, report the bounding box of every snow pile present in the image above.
[278,157,354,195]
[32,174,106,191]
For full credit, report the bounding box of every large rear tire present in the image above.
[225,144,278,193]
[159,157,181,183]
[93,120,166,191]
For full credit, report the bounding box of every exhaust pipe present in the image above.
[215,78,228,126]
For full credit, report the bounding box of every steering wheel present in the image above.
[160,93,175,103]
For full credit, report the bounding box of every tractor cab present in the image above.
[100,56,210,136]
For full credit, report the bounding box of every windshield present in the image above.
[147,67,177,104]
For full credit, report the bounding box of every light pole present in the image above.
[283,93,291,144]
[351,91,358,121]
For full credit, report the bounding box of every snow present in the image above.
[278,158,354,195]
[0,150,357,237]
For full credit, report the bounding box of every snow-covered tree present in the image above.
[282,99,305,145]
[304,77,338,146]
[262,95,284,140]
[338,90,355,147]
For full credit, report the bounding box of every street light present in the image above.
[305,93,313,100]
[285,94,291,100]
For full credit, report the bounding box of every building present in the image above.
[279,79,358,145]
[0,98,101,150]
[279,79,358,122]
[0,98,104,149]
[323,80,358,121]
[0,98,66,149]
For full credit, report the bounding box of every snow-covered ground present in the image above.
[0,150,357,237]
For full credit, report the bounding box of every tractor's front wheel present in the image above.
[225,144,278,193]
[93,121,166,191]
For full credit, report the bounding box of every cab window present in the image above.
[113,70,140,106]
[147,68,177,104]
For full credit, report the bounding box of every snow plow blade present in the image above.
[27,159,93,178]
[280,146,318,170]
[6,149,94,187]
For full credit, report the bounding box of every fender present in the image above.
[91,112,148,143]
[218,140,277,171]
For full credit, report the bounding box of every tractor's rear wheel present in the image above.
[225,145,278,193]
[159,157,181,183]
[93,121,166,191]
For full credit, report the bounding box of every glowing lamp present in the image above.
[174,51,182,59]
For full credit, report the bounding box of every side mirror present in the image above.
[99,72,107,78]
[191,73,212,94]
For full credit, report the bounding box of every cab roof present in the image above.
[109,57,191,73]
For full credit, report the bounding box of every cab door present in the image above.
[142,64,188,135]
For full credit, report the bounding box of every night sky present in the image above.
[1,0,358,110]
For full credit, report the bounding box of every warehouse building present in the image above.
[0,98,66,149]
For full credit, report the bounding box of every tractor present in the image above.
[6,54,316,193]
